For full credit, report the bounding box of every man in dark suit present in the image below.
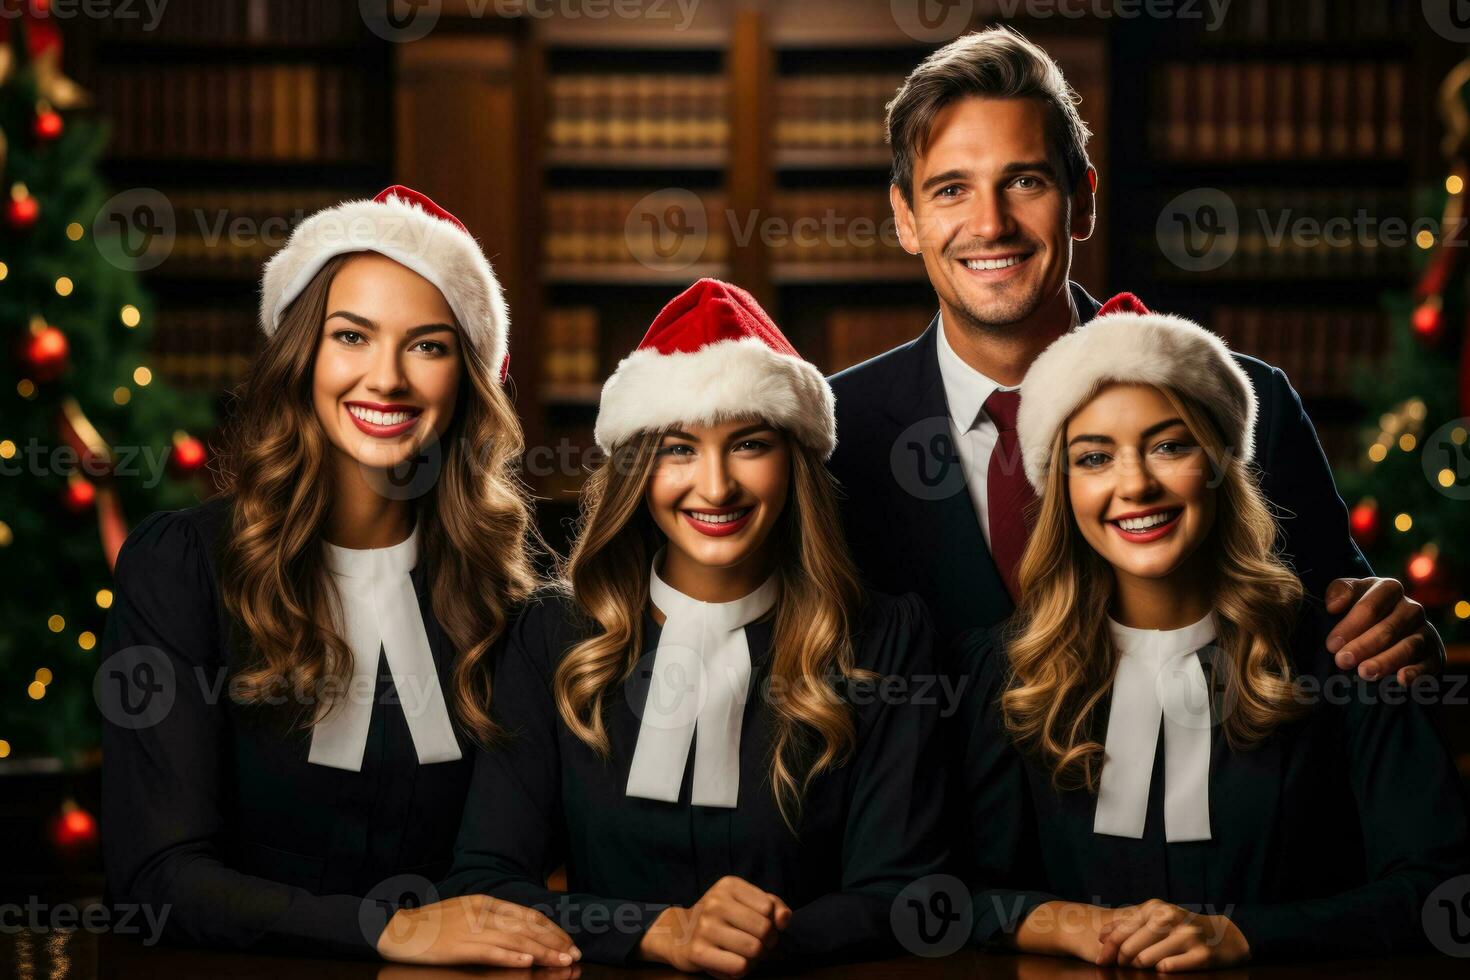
[828,27,1439,682]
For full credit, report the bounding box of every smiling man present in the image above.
[827,26,1440,683]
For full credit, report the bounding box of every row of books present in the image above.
[1153,61,1404,162]
[769,191,903,264]
[96,65,377,162]
[543,308,601,388]
[95,0,367,45]
[826,308,930,374]
[548,75,729,151]
[543,191,732,267]
[773,75,904,151]
[136,189,357,279]
[151,309,260,391]
[1210,307,1387,401]
[1200,0,1415,42]
[1153,189,1411,281]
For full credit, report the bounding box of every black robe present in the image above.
[100,495,475,956]
[950,595,1470,960]
[439,588,949,966]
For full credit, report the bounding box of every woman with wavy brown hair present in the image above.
[100,187,578,967]
[953,295,1468,971]
[439,278,950,973]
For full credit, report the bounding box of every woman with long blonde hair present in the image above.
[441,278,949,973]
[953,295,1468,971]
[101,187,577,967]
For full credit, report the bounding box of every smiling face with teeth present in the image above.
[644,417,791,602]
[312,253,463,480]
[1064,383,1218,593]
[890,96,1095,350]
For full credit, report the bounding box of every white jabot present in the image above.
[625,550,780,808]
[1093,610,1218,842]
[307,524,463,772]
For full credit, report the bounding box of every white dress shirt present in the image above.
[934,298,1081,547]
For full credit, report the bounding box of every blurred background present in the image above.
[2,0,1468,927]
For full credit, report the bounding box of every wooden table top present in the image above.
[1,929,1464,979]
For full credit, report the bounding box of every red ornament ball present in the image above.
[6,194,39,230]
[170,435,207,476]
[51,800,98,851]
[1411,300,1444,342]
[24,325,69,381]
[1349,499,1379,547]
[34,109,63,142]
[63,476,95,513]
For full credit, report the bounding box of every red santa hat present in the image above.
[1016,292,1258,491]
[259,185,510,382]
[595,279,836,458]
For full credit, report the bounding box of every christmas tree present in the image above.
[0,5,213,765]
[1335,60,1470,646]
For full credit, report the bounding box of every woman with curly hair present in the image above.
[953,294,1469,971]
[100,187,576,967]
[440,278,950,974]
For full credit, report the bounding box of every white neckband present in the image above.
[308,524,462,772]
[625,549,780,808]
[1093,609,1218,843]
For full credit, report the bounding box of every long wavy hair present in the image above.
[216,252,538,746]
[554,428,869,831]
[1001,384,1306,792]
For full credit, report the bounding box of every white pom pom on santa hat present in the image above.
[259,185,510,382]
[595,278,836,458]
[1015,292,1258,491]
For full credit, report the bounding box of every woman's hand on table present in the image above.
[1097,899,1250,972]
[637,875,791,977]
[375,894,581,968]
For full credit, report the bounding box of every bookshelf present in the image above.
[70,0,394,421]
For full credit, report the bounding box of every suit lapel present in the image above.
[882,316,1011,638]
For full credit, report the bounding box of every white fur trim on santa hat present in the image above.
[259,193,509,377]
[1016,311,1258,491]
[595,337,837,458]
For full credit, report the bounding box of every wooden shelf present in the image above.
[773,146,891,170]
[545,146,728,169]
[771,261,927,285]
[544,262,732,285]
[542,382,603,406]
[1449,643,1470,667]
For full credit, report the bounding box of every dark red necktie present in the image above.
[983,388,1038,604]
